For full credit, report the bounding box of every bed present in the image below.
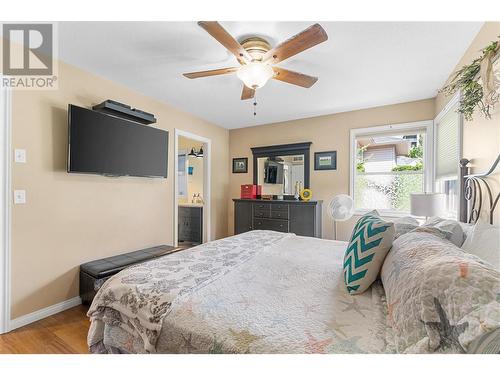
[87,156,500,354]
[88,231,392,354]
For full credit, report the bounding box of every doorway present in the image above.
[173,129,211,248]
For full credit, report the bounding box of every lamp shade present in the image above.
[237,62,274,89]
[196,146,203,158]
[410,193,445,217]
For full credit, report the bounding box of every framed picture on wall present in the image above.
[232,157,248,173]
[314,151,337,170]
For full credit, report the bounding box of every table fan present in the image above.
[328,194,355,240]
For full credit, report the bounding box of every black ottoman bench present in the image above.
[79,245,177,304]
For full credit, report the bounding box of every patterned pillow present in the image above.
[380,230,500,353]
[343,211,395,294]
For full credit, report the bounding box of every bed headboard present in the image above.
[459,154,500,225]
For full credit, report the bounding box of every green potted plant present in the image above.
[440,38,499,121]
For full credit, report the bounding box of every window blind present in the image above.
[436,102,460,179]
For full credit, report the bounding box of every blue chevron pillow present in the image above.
[343,211,395,294]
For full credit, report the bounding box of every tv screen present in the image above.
[68,104,168,178]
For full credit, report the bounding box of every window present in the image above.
[434,94,462,219]
[350,121,433,215]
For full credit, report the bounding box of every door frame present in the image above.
[173,129,211,246]
[0,82,12,334]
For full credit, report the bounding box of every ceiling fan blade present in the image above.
[241,85,255,100]
[272,67,318,88]
[262,23,328,64]
[198,21,252,64]
[183,67,239,79]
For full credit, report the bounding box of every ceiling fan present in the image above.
[183,22,328,100]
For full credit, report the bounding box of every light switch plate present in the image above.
[14,149,26,163]
[14,190,26,204]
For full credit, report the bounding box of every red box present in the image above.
[240,184,261,199]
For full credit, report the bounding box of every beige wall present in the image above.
[435,22,500,224]
[10,61,229,318]
[228,99,435,240]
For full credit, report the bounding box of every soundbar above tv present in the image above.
[67,104,168,178]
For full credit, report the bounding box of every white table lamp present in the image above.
[410,193,445,219]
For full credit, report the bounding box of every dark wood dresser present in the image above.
[233,199,322,238]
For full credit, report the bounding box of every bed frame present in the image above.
[459,154,500,225]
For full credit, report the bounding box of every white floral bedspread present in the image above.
[87,231,393,354]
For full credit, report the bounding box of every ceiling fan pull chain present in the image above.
[253,91,257,117]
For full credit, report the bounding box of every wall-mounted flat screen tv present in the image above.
[68,104,168,178]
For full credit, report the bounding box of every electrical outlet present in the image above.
[14,190,26,204]
[14,149,26,163]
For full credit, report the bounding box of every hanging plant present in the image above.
[440,37,500,121]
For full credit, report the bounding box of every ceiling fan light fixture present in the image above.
[236,62,274,89]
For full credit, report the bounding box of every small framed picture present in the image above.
[314,151,337,170]
[232,157,248,173]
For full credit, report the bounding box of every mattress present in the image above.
[87,230,394,353]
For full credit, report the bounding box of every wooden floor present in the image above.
[0,305,90,354]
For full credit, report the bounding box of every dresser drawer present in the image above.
[253,218,289,233]
[271,203,289,211]
[253,203,271,210]
[270,210,289,219]
[254,208,270,218]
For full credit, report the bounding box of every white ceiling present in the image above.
[58,22,483,129]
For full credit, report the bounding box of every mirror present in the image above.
[252,142,311,198]
[257,155,305,195]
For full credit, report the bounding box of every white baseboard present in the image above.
[9,296,82,331]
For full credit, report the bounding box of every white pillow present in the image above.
[423,217,466,247]
[390,216,419,239]
[459,222,474,239]
[461,223,500,270]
